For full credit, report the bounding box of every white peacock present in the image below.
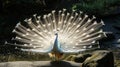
[7,9,106,60]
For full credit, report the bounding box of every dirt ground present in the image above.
[0,61,82,67]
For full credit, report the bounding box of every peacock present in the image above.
[6,9,106,60]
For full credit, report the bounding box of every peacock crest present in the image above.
[7,9,106,55]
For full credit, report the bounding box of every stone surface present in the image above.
[0,61,81,67]
[74,54,92,63]
[82,50,114,67]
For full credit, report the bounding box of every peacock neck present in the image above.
[52,33,62,53]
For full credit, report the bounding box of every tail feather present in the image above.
[10,9,106,53]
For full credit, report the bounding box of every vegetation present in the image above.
[72,0,120,16]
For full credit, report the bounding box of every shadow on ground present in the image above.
[40,61,78,67]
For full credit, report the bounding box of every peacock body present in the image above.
[9,9,106,60]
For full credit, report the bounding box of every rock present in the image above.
[82,50,114,67]
[74,54,92,63]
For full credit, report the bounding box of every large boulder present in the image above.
[82,50,114,67]
[74,54,92,63]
